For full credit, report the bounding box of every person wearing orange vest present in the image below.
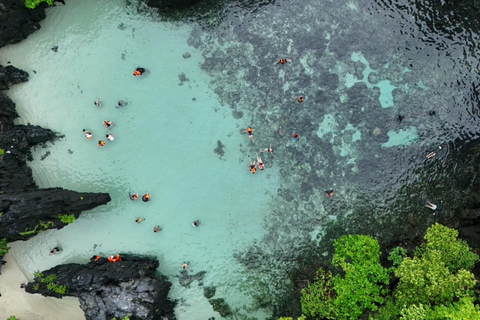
[256,154,264,171]
[83,129,93,140]
[133,67,145,77]
[276,58,292,64]
[241,126,256,144]
[108,256,114,262]
[142,193,151,202]
[94,255,101,262]
[248,158,257,174]
[98,140,106,147]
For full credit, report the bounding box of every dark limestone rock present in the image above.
[25,255,176,320]
[178,269,206,287]
[203,286,216,299]
[0,65,29,90]
[214,140,224,158]
[0,188,111,241]
[0,0,47,48]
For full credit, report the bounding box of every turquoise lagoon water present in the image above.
[2,0,480,318]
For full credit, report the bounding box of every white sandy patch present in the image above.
[0,250,85,320]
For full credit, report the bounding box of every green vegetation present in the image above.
[20,220,54,236]
[7,316,19,320]
[0,238,10,256]
[301,235,389,319]
[33,271,66,295]
[288,223,480,320]
[25,0,53,9]
[0,148,5,156]
[112,316,131,320]
[58,213,76,224]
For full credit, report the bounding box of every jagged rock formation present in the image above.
[0,0,47,48]
[25,255,175,320]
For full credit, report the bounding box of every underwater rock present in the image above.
[25,254,175,320]
[214,140,225,157]
[0,65,29,90]
[203,286,216,299]
[208,298,232,317]
[51,45,58,52]
[0,0,46,48]
[182,52,191,59]
[178,269,207,287]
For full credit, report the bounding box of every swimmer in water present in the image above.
[325,190,334,197]
[135,217,143,223]
[94,98,102,107]
[298,95,305,103]
[98,140,106,147]
[241,126,255,144]
[292,133,299,142]
[116,100,127,109]
[129,193,139,200]
[142,193,151,202]
[257,154,264,170]
[193,220,200,227]
[181,263,189,270]
[133,67,146,77]
[106,133,114,141]
[83,129,92,140]
[154,225,162,232]
[248,157,257,174]
[104,120,113,128]
[49,247,61,255]
[260,144,274,154]
[276,58,292,64]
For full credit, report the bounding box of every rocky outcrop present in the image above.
[25,255,175,320]
[0,188,111,241]
[0,0,47,49]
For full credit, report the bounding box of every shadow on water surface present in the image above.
[136,0,480,318]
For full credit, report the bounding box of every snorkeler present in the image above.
[142,193,151,202]
[49,247,61,255]
[154,225,162,232]
[276,58,292,64]
[94,98,101,107]
[104,120,113,128]
[116,100,127,109]
[256,154,264,170]
[83,129,92,140]
[325,190,334,197]
[133,67,146,77]
[106,133,114,141]
[298,95,305,103]
[292,133,299,142]
[181,263,189,269]
[98,140,106,147]
[135,217,143,223]
[248,157,257,174]
[241,126,255,144]
[129,193,139,200]
[193,220,200,227]
[260,144,274,154]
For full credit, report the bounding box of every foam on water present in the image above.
[0,0,278,318]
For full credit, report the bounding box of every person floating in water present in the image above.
[260,144,274,154]
[248,157,257,174]
[154,225,162,232]
[298,95,305,103]
[426,151,436,159]
[83,129,92,140]
[49,247,61,255]
[129,193,139,200]
[181,263,189,270]
[106,133,114,141]
[98,140,106,147]
[242,126,255,144]
[142,193,151,202]
[104,120,113,128]
[257,154,264,170]
[292,133,299,142]
[94,98,101,107]
[193,220,200,227]
[135,217,144,223]
[108,254,122,262]
[116,100,127,109]
[133,67,146,77]
[325,190,334,197]
[276,58,292,64]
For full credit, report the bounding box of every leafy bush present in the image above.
[301,235,389,320]
[0,238,10,256]
[25,0,53,9]
[58,213,76,224]
[7,316,19,320]
[388,246,407,269]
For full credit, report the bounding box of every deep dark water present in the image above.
[139,0,480,317]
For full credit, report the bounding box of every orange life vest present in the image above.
[95,255,101,261]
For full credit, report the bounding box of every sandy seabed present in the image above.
[0,249,84,320]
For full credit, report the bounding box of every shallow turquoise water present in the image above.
[0,0,279,318]
[3,0,480,318]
